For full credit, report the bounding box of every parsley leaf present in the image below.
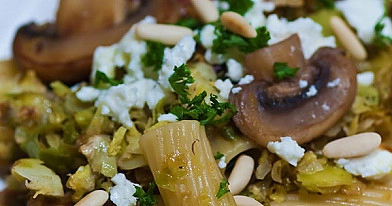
[220,0,254,15]
[93,70,123,89]
[212,22,270,54]
[214,151,224,160]
[176,17,204,30]
[169,64,237,125]
[373,14,392,48]
[316,0,335,9]
[134,182,158,206]
[142,41,165,71]
[273,62,299,80]
[216,179,230,198]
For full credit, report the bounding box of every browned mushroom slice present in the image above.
[12,0,190,84]
[229,47,357,147]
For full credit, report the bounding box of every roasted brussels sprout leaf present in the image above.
[11,158,64,198]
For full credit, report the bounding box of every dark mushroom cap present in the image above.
[229,46,358,147]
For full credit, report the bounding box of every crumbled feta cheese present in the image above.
[322,103,330,111]
[357,71,374,86]
[336,0,389,44]
[335,149,392,179]
[238,75,254,85]
[298,79,308,88]
[76,86,101,102]
[218,155,227,169]
[91,16,155,83]
[110,173,139,206]
[244,0,275,28]
[158,113,178,122]
[95,79,165,128]
[215,79,234,100]
[265,14,336,59]
[226,58,244,82]
[231,87,242,94]
[305,85,318,97]
[327,78,341,88]
[199,24,216,49]
[267,136,305,166]
[204,49,227,64]
[159,35,196,89]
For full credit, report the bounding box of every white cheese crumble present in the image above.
[327,78,341,88]
[226,58,244,81]
[215,79,234,100]
[218,155,227,169]
[321,103,330,111]
[238,75,254,85]
[231,87,242,94]
[199,24,216,49]
[336,0,392,44]
[335,149,392,179]
[95,79,165,128]
[298,79,308,88]
[357,71,374,86]
[75,86,101,102]
[158,35,196,89]
[244,0,275,29]
[265,14,336,59]
[267,136,305,166]
[305,85,318,97]
[157,113,178,123]
[110,173,139,206]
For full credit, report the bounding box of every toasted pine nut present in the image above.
[189,0,219,23]
[234,195,264,206]
[323,132,381,158]
[220,11,257,38]
[74,190,109,206]
[135,24,193,45]
[228,154,254,195]
[330,16,367,61]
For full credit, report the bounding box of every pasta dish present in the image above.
[1,0,392,205]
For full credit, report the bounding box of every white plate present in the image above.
[0,0,59,61]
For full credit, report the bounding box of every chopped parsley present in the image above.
[211,22,270,54]
[373,14,392,48]
[214,151,224,160]
[142,41,165,71]
[176,17,204,30]
[169,64,237,125]
[134,182,158,206]
[220,0,254,15]
[216,179,230,198]
[316,0,335,9]
[93,70,123,89]
[273,62,299,80]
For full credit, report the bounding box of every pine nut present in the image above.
[330,16,367,61]
[322,132,381,159]
[228,154,254,195]
[135,24,193,45]
[220,11,257,38]
[189,0,219,23]
[74,190,109,206]
[234,195,264,206]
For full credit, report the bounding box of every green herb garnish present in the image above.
[373,14,392,48]
[176,17,204,30]
[216,179,230,198]
[134,182,158,206]
[214,151,224,160]
[169,64,236,125]
[273,62,299,80]
[220,0,254,15]
[316,0,335,9]
[94,70,123,88]
[212,23,270,54]
[142,41,165,71]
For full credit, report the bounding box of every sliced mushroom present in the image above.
[229,45,357,147]
[12,0,190,84]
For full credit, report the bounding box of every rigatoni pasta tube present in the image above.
[139,120,237,206]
